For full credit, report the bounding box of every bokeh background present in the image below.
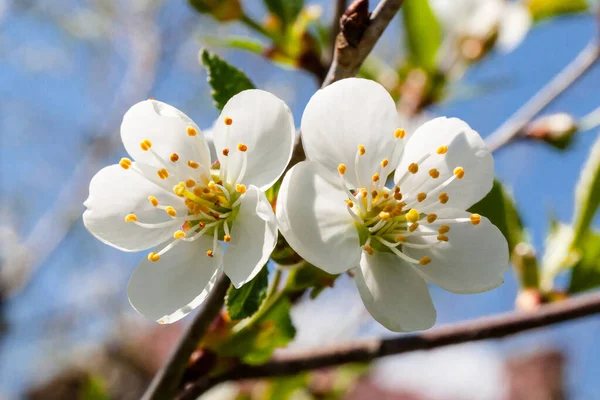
[1,0,599,399]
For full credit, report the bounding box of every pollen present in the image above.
[185,179,196,188]
[379,211,391,220]
[394,128,406,139]
[394,191,403,200]
[165,206,177,217]
[427,213,437,223]
[237,143,248,152]
[224,235,231,243]
[222,148,230,156]
[125,214,137,222]
[409,223,419,232]
[338,164,347,175]
[173,182,186,197]
[157,168,169,179]
[206,250,214,258]
[381,159,389,168]
[406,208,420,223]
[364,245,374,255]
[417,192,427,202]
[345,200,354,208]
[429,168,439,179]
[140,139,152,151]
[439,225,450,234]
[372,173,380,182]
[188,160,199,169]
[174,230,186,239]
[358,144,366,156]
[395,235,407,242]
[470,213,481,225]
[224,117,233,125]
[439,192,449,204]
[170,153,180,162]
[148,252,160,262]
[187,126,197,136]
[419,256,431,265]
[453,167,465,179]
[408,163,419,174]
[119,158,132,169]
[437,145,448,154]
[437,234,449,242]
[235,184,246,194]
[148,196,159,207]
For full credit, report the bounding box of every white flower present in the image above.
[83,90,295,324]
[276,78,509,332]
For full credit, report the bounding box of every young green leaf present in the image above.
[528,0,588,21]
[571,135,600,248]
[188,0,243,22]
[200,49,255,111]
[401,0,441,73]
[568,230,600,293]
[226,266,269,320]
[264,0,304,28]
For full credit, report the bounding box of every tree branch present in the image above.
[178,291,600,399]
[141,273,230,400]
[486,41,599,152]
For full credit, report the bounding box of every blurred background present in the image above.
[1,0,599,399]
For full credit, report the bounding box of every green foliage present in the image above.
[528,0,588,21]
[203,36,266,54]
[200,49,255,111]
[401,0,441,73]
[226,267,269,320]
[80,376,109,400]
[188,0,243,22]
[568,230,600,293]
[266,374,309,399]
[289,263,339,299]
[571,135,600,248]
[264,0,304,28]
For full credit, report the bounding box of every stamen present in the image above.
[429,168,439,178]
[419,256,431,265]
[185,179,195,188]
[174,230,186,239]
[372,173,380,182]
[395,235,407,242]
[188,160,199,169]
[235,184,246,194]
[119,158,132,169]
[147,252,160,262]
[417,192,427,202]
[470,214,481,225]
[170,153,179,162]
[406,209,420,223]
[187,126,197,136]
[408,163,419,174]
[206,250,214,258]
[437,145,448,154]
[381,159,389,168]
[363,245,374,255]
[224,235,231,242]
[223,221,231,243]
[439,192,449,204]
[394,192,403,200]
[394,128,406,139]
[224,117,233,125]
[222,148,229,156]
[165,206,177,217]
[140,139,152,151]
[173,182,186,197]
[157,168,169,179]
[379,211,391,220]
[453,167,465,179]
[358,145,366,156]
[148,196,159,207]
[345,200,354,208]
[125,214,137,222]
[437,234,449,241]
[338,164,347,175]
[438,225,450,234]
[427,213,437,223]
[409,223,419,232]
[237,143,248,152]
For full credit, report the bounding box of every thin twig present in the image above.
[486,41,599,152]
[142,273,230,400]
[178,291,600,399]
[328,0,349,62]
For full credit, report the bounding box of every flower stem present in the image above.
[241,13,275,41]
[267,267,283,300]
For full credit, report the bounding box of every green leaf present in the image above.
[528,0,588,21]
[226,266,269,320]
[264,0,304,28]
[571,135,600,248]
[188,0,243,22]
[288,263,338,299]
[401,0,441,73]
[568,230,600,293]
[267,374,309,399]
[200,49,255,111]
[203,36,266,54]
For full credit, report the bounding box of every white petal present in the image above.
[121,99,211,172]
[127,237,222,323]
[301,78,403,188]
[395,117,493,210]
[276,161,361,274]
[224,186,277,288]
[83,164,186,252]
[403,209,509,294]
[355,251,436,332]
[212,90,295,190]
[497,3,531,52]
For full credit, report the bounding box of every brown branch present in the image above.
[486,40,599,152]
[141,273,230,400]
[178,291,600,399]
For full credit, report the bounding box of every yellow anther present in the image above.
[372,190,379,199]
[439,192,449,204]
[417,192,427,202]
[394,186,401,193]
[453,167,465,179]
[383,204,394,212]
[125,214,138,222]
[363,245,374,255]
[237,143,248,152]
[372,173,380,182]
[419,256,431,265]
[119,158,132,169]
[338,164,347,175]
[345,200,354,208]
[206,250,214,258]
[170,153,179,162]
[439,225,450,234]
[148,196,159,207]
[235,184,246,194]
[193,187,204,197]
[394,128,406,139]
[437,234,449,242]
[199,205,211,214]
[394,191,403,201]
[395,235,407,243]
[208,181,217,190]
[185,179,196,188]
[173,182,186,197]
[140,139,152,151]
[360,188,368,197]
[409,223,419,232]
[429,168,439,179]
[427,213,437,223]
[224,117,233,125]
[188,160,199,169]
[383,193,389,199]
[222,148,230,156]
[174,230,186,239]
[379,211,391,220]
[224,235,231,243]
[187,126,197,136]
[406,208,420,223]
[381,159,389,168]
[408,163,419,174]
[358,145,366,156]
[157,168,169,179]
[148,252,161,262]
[165,206,177,217]
[470,213,481,225]
[437,145,448,154]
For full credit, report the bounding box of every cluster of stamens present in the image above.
[338,130,481,267]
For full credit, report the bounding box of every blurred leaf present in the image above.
[541,221,579,289]
[266,374,309,399]
[571,135,600,248]
[401,0,441,73]
[264,0,304,28]
[189,0,243,22]
[226,266,269,320]
[528,0,588,21]
[204,36,266,54]
[568,231,600,293]
[200,49,255,111]
[289,262,338,299]
[80,376,109,400]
